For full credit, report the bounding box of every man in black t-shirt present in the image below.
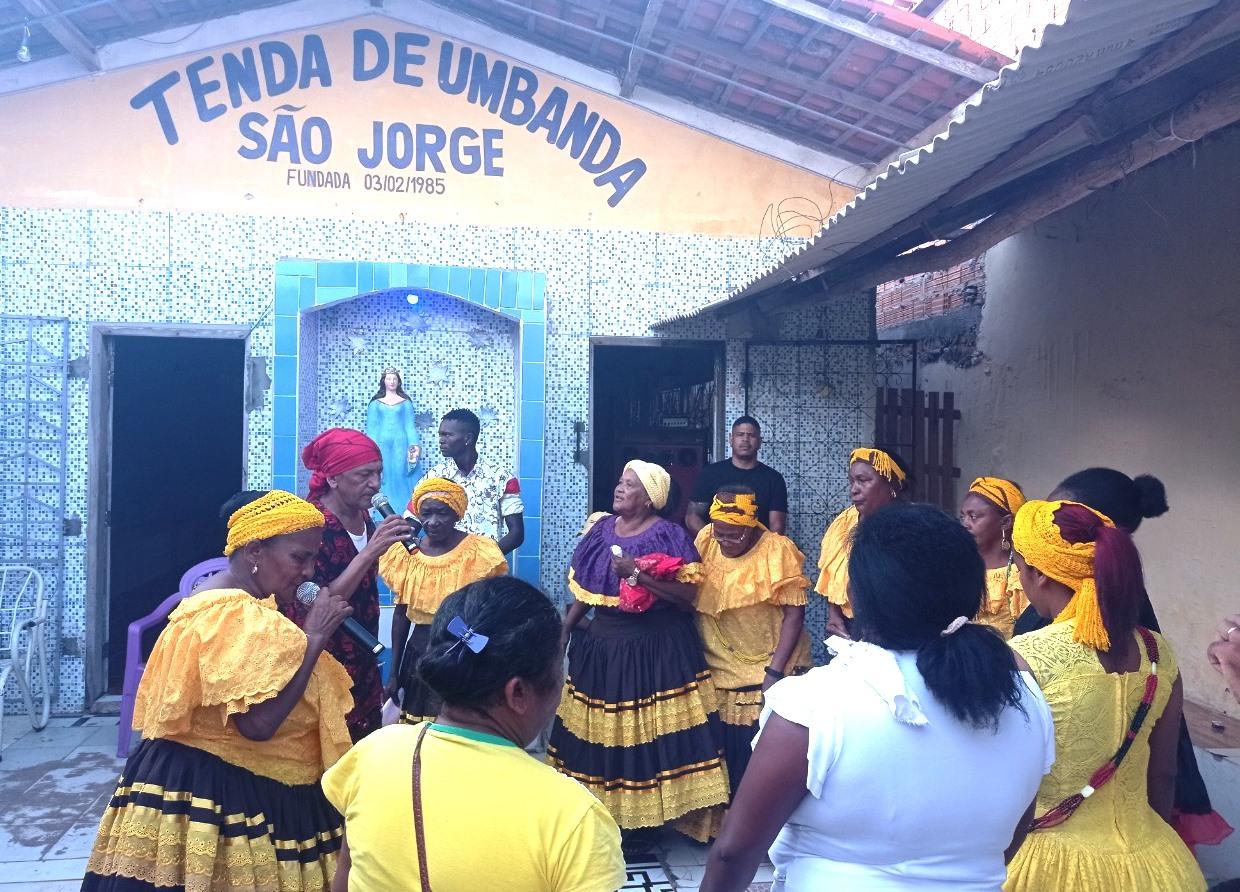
[687,415,789,535]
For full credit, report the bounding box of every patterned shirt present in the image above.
[420,456,523,543]
[276,498,382,742]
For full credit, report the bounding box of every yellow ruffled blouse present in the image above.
[974,564,1028,640]
[814,506,859,617]
[133,588,354,786]
[379,535,508,624]
[695,528,812,691]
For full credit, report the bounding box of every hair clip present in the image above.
[446,615,489,655]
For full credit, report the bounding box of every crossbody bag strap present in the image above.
[412,722,433,890]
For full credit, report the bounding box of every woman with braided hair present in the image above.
[1004,499,1205,891]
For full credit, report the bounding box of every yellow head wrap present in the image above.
[1012,499,1116,651]
[968,477,1026,515]
[850,448,906,485]
[709,492,765,529]
[224,490,324,557]
[410,477,469,519]
[624,460,672,510]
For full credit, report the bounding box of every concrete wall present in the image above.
[919,125,1240,714]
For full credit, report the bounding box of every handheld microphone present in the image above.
[370,493,418,553]
[295,582,385,657]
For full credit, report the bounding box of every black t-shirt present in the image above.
[690,459,789,527]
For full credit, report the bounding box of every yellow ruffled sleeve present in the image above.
[813,507,858,616]
[379,543,418,606]
[695,529,809,615]
[676,562,705,584]
[133,589,306,738]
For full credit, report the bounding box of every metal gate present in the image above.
[744,339,916,652]
[0,316,68,713]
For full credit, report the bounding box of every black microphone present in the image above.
[371,493,418,553]
[295,582,385,657]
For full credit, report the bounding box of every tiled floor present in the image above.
[0,714,124,891]
[0,716,773,891]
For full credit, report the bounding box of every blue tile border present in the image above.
[271,260,547,583]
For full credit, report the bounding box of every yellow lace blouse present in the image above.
[695,528,811,690]
[974,564,1028,640]
[814,506,859,617]
[379,535,508,624]
[133,588,354,786]
[1006,620,1204,892]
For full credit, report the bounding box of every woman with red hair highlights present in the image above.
[1004,500,1204,891]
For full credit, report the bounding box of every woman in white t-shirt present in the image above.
[700,503,1055,892]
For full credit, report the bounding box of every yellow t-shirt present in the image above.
[321,723,626,892]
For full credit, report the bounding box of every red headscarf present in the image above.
[302,428,382,499]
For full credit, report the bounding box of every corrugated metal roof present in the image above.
[671,0,1221,318]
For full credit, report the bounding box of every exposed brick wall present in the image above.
[876,256,985,329]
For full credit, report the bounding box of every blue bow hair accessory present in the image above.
[446,615,489,655]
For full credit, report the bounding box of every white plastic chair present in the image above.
[0,565,51,756]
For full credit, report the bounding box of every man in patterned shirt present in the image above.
[415,408,526,555]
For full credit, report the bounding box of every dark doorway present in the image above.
[591,341,722,523]
[103,335,246,692]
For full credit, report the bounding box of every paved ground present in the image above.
[0,716,772,891]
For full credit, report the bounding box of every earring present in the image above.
[1001,533,1011,552]
[890,487,898,499]
[252,564,259,576]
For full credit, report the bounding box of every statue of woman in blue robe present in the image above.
[365,368,421,508]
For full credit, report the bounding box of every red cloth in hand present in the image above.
[618,553,684,613]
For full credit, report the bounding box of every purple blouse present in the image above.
[568,515,701,610]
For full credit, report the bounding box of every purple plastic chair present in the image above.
[116,557,229,758]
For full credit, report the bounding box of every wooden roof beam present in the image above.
[759,0,999,83]
[15,0,99,71]
[620,0,666,97]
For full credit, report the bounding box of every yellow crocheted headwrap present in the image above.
[709,492,764,529]
[410,477,469,519]
[1012,499,1116,651]
[224,490,324,557]
[850,447,906,485]
[969,477,1026,515]
[624,460,671,510]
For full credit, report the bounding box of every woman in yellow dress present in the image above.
[959,476,1027,639]
[381,477,508,724]
[1005,499,1205,891]
[695,488,811,795]
[816,447,909,638]
[83,490,355,892]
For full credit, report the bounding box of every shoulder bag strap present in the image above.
[412,723,433,890]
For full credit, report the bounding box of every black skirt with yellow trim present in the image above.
[396,623,440,726]
[82,738,342,892]
[548,607,730,840]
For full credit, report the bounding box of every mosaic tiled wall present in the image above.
[0,204,869,714]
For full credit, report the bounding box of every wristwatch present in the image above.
[627,569,641,586]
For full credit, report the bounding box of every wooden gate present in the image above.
[875,387,961,512]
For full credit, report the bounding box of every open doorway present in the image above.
[590,340,723,522]
[89,330,247,699]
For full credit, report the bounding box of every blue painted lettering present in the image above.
[237,111,268,159]
[222,48,262,107]
[130,71,182,145]
[482,129,503,175]
[595,157,647,207]
[301,116,332,164]
[299,34,332,89]
[527,86,568,143]
[436,41,469,94]
[387,122,414,169]
[580,119,620,174]
[499,66,538,126]
[353,29,388,81]
[259,41,298,97]
[416,125,447,173]
[393,32,430,87]
[186,56,225,123]
[467,52,507,113]
[357,120,384,169]
[268,113,301,163]
[555,102,599,159]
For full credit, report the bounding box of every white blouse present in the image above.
[758,644,1054,891]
